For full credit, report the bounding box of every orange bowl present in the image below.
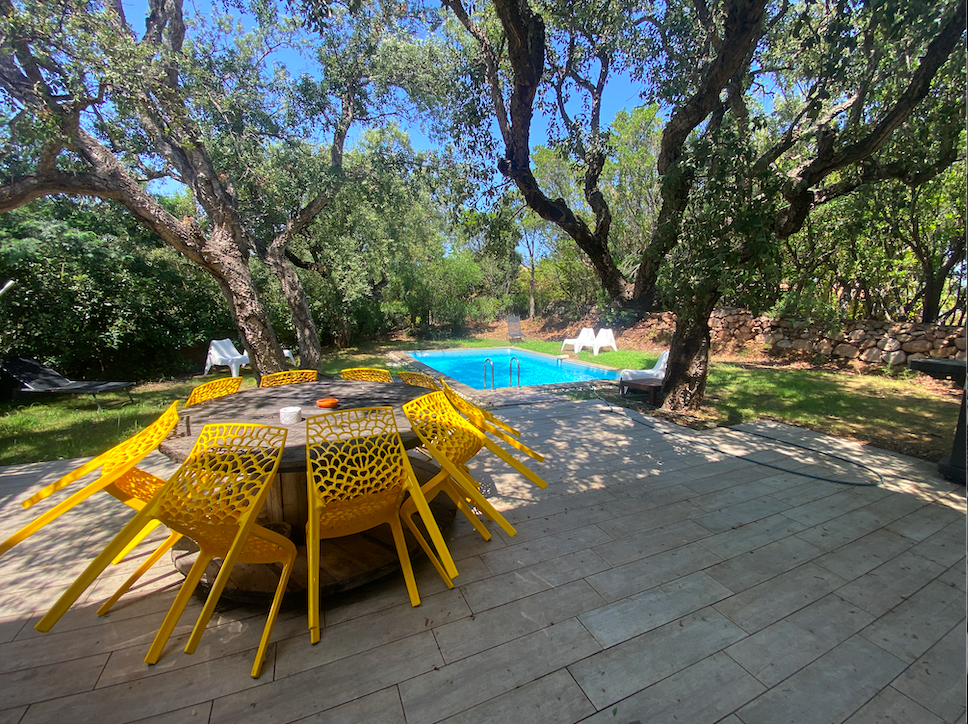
[316,398,339,409]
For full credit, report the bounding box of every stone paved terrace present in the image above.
[0,397,964,724]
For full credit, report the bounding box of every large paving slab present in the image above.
[0,399,964,724]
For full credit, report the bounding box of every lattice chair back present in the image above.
[155,423,288,539]
[339,367,393,383]
[34,422,292,679]
[402,391,485,468]
[259,369,318,387]
[0,401,181,558]
[304,407,456,641]
[305,407,410,537]
[185,376,243,407]
[397,371,441,390]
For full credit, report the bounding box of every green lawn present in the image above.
[0,339,959,466]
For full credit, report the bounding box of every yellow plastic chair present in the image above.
[339,367,393,383]
[397,371,441,390]
[259,369,318,387]
[402,393,520,542]
[305,407,457,643]
[35,422,293,679]
[405,390,547,489]
[0,401,181,561]
[440,382,543,462]
[184,376,243,407]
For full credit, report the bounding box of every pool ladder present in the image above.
[483,357,521,388]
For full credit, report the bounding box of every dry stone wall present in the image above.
[708,308,966,366]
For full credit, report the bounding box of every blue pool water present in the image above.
[409,348,619,390]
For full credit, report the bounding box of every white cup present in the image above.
[279,406,301,425]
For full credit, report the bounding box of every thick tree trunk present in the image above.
[921,271,945,324]
[264,242,322,370]
[661,289,722,411]
[206,226,286,378]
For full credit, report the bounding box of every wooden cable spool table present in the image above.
[158,379,457,599]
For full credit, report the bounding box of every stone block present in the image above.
[817,340,835,355]
[791,339,814,351]
[848,329,867,343]
[880,338,902,352]
[884,350,907,366]
[833,343,859,358]
[929,347,953,358]
[896,333,914,342]
[955,337,966,351]
[776,339,793,349]
[860,347,882,362]
[902,339,933,353]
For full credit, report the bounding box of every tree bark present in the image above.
[661,288,722,411]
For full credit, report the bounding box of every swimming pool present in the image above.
[408,348,619,390]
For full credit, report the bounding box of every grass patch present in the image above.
[702,364,959,460]
[0,340,959,466]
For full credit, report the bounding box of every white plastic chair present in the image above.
[204,339,295,377]
[620,350,669,382]
[561,327,596,354]
[593,328,617,355]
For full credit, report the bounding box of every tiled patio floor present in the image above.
[0,397,964,724]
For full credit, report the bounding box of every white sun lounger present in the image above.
[561,327,596,354]
[593,328,617,355]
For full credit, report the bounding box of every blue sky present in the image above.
[123,0,646,158]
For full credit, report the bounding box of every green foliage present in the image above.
[777,162,966,323]
[660,119,783,317]
[0,200,232,379]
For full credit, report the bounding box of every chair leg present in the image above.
[403,476,459,580]
[389,517,420,607]
[443,463,518,538]
[35,511,153,632]
[306,519,321,644]
[250,551,296,679]
[110,519,163,565]
[98,531,182,616]
[483,438,548,489]
[1,477,114,558]
[399,504,455,589]
[184,538,248,655]
[145,551,212,665]
[439,480,492,541]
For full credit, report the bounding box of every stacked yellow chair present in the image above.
[441,381,545,463]
[402,394,520,556]
[0,401,181,563]
[397,371,441,390]
[339,367,393,383]
[304,407,457,643]
[184,376,243,407]
[259,369,318,387]
[35,422,294,679]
